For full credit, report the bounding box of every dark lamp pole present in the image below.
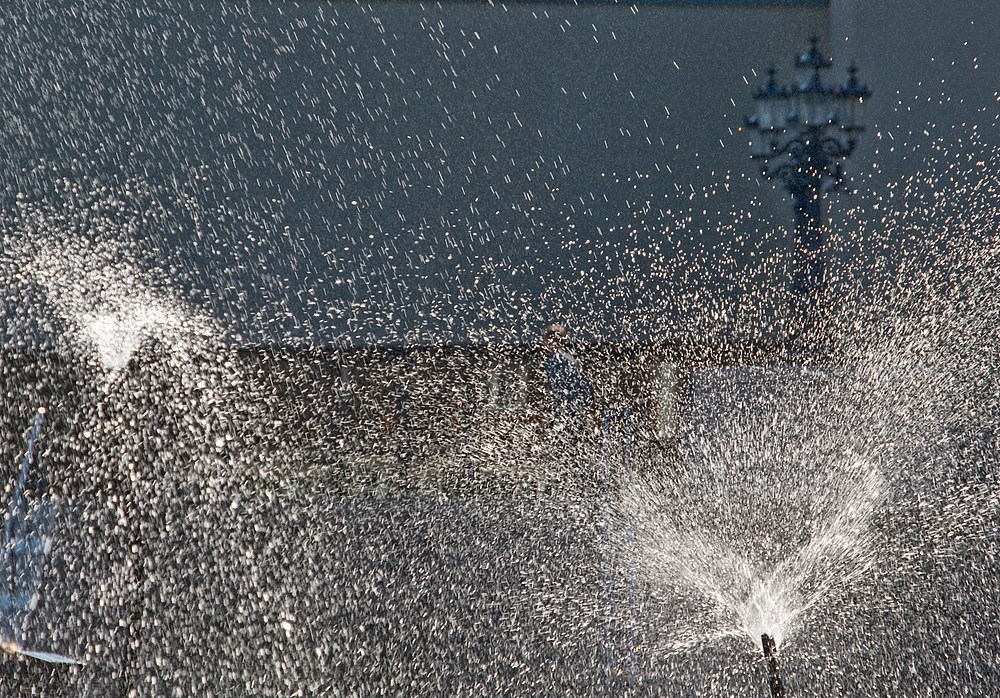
[745,37,870,352]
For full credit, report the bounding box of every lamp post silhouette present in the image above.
[745,37,870,353]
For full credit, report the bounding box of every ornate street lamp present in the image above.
[745,37,870,349]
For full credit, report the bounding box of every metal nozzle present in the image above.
[761,633,786,698]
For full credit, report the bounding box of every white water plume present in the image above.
[628,451,887,653]
[4,178,218,372]
[80,306,175,373]
[30,242,214,372]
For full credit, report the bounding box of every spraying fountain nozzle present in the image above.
[761,634,786,698]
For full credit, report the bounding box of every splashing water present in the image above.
[33,246,215,373]
[0,1,996,694]
[79,308,172,373]
[629,448,887,654]
[3,179,218,372]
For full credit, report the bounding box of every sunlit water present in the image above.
[0,10,997,697]
[0,152,995,696]
[626,393,890,655]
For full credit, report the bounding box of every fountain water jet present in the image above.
[0,4,995,692]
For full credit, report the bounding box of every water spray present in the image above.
[761,634,786,698]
